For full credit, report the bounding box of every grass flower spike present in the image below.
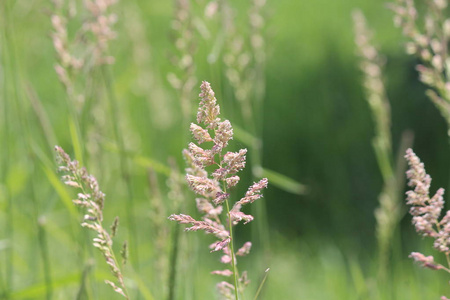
[404,148,450,298]
[404,149,450,278]
[55,146,129,299]
[353,10,414,278]
[405,149,445,243]
[390,0,450,131]
[169,81,268,299]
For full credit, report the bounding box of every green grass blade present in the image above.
[42,164,78,219]
[262,168,307,195]
[253,268,270,300]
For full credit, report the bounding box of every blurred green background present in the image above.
[1,0,450,299]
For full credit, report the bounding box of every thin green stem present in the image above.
[218,151,240,299]
[3,1,55,297]
[76,261,94,300]
[253,268,270,300]
[21,91,54,300]
[101,65,139,268]
[1,2,15,295]
[225,199,240,300]
[167,224,180,300]
[37,218,53,300]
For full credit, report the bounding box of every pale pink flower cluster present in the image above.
[51,6,84,99]
[390,0,450,120]
[84,0,118,65]
[405,149,450,277]
[405,149,447,243]
[169,81,268,298]
[409,252,442,270]
[51,0,118,109]
[166,0,197,121]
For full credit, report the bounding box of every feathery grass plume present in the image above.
[221,0,266,130]
[55,146,129,299]
[169,81,268,299]
[83,0,118,66]
[51,0,118,169]
[51,0,85,108]
[167,0,198,125]
[405,148,450,298]
[353,9,412,278]
[51,0,117,106]
[390,0,450,133]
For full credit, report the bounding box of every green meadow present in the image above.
[1,0,450,299]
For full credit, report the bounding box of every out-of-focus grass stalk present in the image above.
[217,3,305,268]
[0,274,4,298]
[167,0,197,130]
[167,1,199,298]
[26,85,58,148]
[101,64,140,269]
[146,168,169,298]
[51,2,85,166]
[0,2,14,296]
[76,260,94,300]
[29,84,87,300]
[2,2,55,297]
[166,159,185,300]
[37,218,53,300]
[219,0,273,258]
[167,224,180,300]
[353,10,412,279]
[26,148,54,300]
[2,2,56,298]
[122,3,173,141]
[50,3,100,296]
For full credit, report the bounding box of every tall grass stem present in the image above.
[101,65,139,269]
[225,198,240,300]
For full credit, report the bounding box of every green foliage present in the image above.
[1,0,449,299]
